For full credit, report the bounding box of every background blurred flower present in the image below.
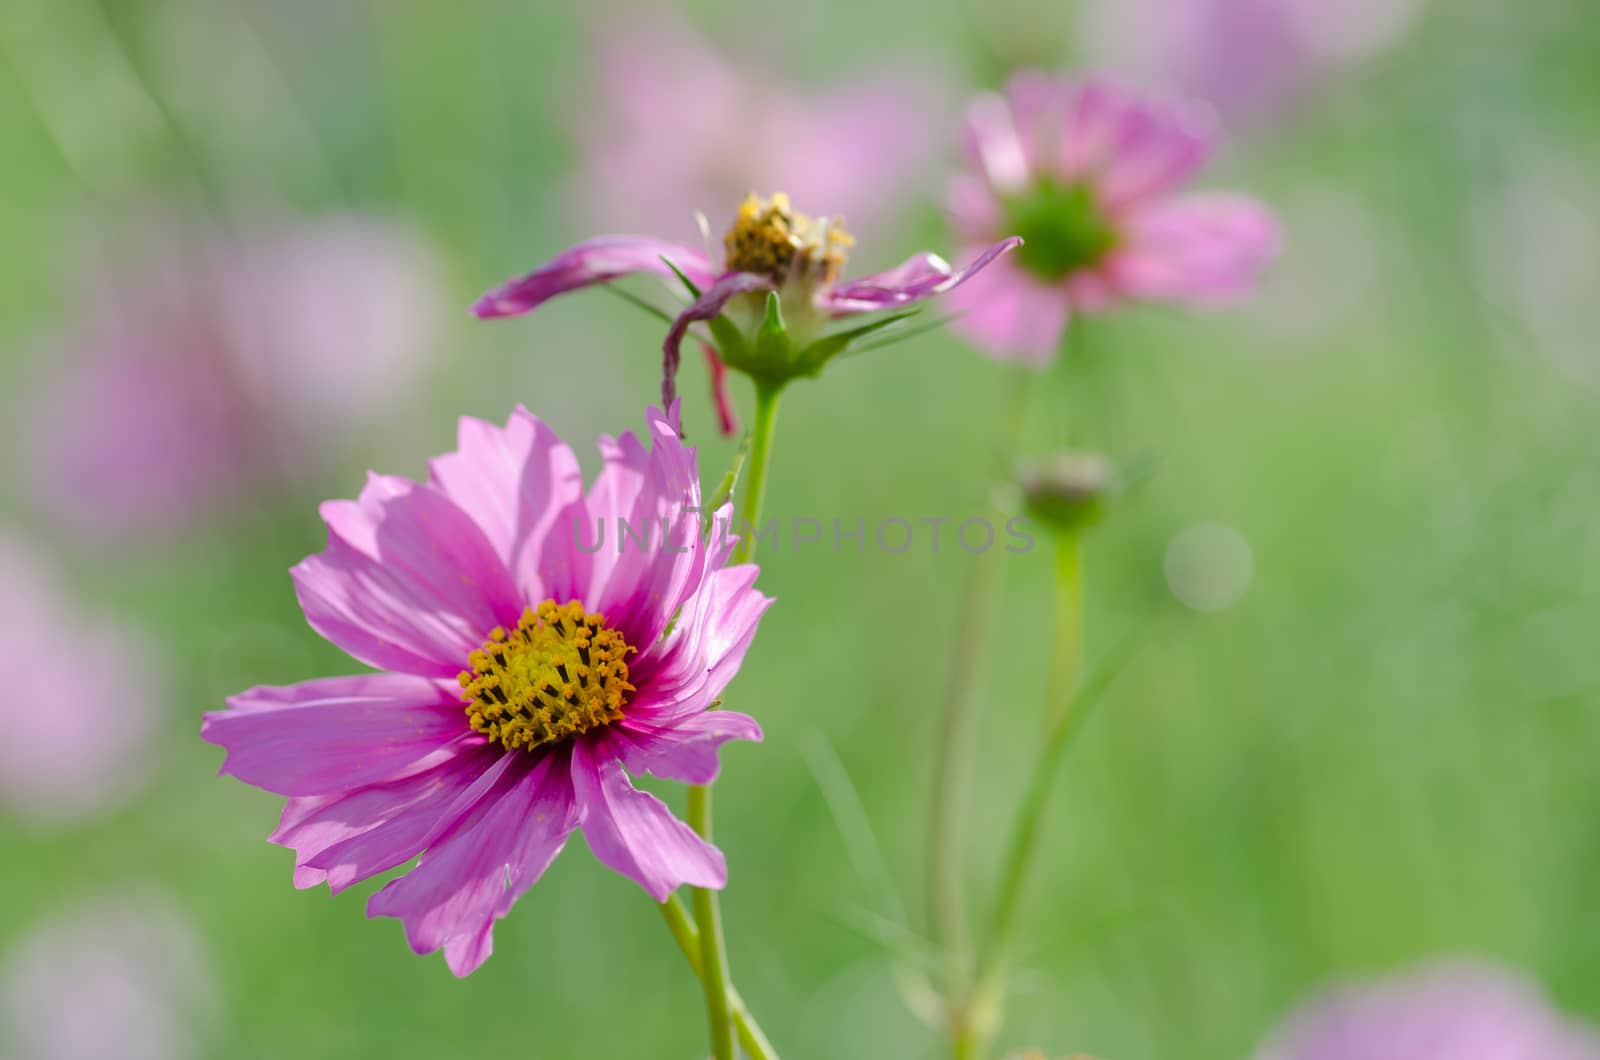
[17,211,444,539]
[569,4,943,242]
[1254,960,1600,1060]
[1076,0,1425,126]
[944,73,1279,364]
[1,893,216,1060]
[0,531,163,827]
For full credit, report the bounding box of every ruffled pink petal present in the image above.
[1097,97,1216,213]
[662,271,774,406]
[959,91,1031,195]
[427,406,587,605]
[570,740,725,901]
[292,474,520,677]
[632,564,772,720]
[202,674,468,796]
[943,255,1073,367]
[589,404,728,652]
[601,710,762,786]
[471,236,716,318]
[272,744,498,892]
[1108,193,1281,305]
[824,237,1023,316]
[366,752,581,977]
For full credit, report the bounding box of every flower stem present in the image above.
[688,378,785,1060]
[928,368,1032,999]
[660,896,781,1060]
[961,531,1093,1057]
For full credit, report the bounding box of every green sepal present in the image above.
[793,308,922,375]
[659,256,703,298]
[752,291,791,364]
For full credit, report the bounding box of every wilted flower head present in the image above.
[202,404,770,975]
[0,531,163,826]
[572,6,941,244]
[19,212,443,537]
[944,73,1280,365]
[1254,960,1600,1060]
[474,192,1018,428]
[1,893,215,1060]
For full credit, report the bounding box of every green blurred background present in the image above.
[3,1,1598,1057]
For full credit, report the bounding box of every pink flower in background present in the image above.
[1254,961,1600,1060]
[1,893,215,1060]
[0,531,163,826]
[1077,0,1424,126]
[571,6,941,243]
[203,404,771,976]
[19,213,443,538]
[944,73,1279,365]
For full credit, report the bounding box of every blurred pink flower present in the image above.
[944,73,1279,365]
[2,893,215,1060]
[0,531,163,826]
[203,404,771,976]
[1077,0,1425,126]
[570,7,942,242]
[18,213,444,538]
[1254,960,1600,1060]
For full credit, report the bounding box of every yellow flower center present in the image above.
[723,192,854,285]
[458,600,635,752]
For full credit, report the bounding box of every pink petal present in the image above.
[1059,79,1129,180]
[946,174,1004,243]
[661,271,774,406]
[366,752,581,977]
[1097,97,1216,212]
[570,740,725,901]
[272,745,498,892]
[824,237,1023,316]
[471,236,716,318]
[292,474,520,677]
[427,406,586,605]
[959,91,1031,195]
[202,674,468,796]
[633,564,772,720]
[945,254,1074,367]
[602,710,763,786]
[1109,192,1281,305]
[1002,69,1074,174]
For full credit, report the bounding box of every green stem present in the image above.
[928,368,1032,1002]
[969,531,1089,1018]
[688,379,785,1060]
[660,896,781,1060]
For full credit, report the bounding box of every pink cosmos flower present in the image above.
[0,531,163,827]
[570,6,942,245]
[1254,960,1600,1060]
[943,73,1280,366]
[19,212,443,538]
[474,192,1019,414]
[202,404,770,976]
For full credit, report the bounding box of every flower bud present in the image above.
[1016,451,1116,534]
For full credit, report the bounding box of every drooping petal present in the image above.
[292,474,520,677]
[661,271,774,406]
[570,740,725,901]
[272,744,498,892]
[471,236,717,318]
[202,674,469,796]
[824,237,1023,316]
[602,710,762,786]
[1108,193,1281,305]
[943,254,1073,367]
[427,406,587,605]
[366,752,581,977]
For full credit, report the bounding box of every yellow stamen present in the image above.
[723,192,854,285]
[458,600,635,752]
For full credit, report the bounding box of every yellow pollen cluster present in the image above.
[723,192,854,285]
[458,600,635,752]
